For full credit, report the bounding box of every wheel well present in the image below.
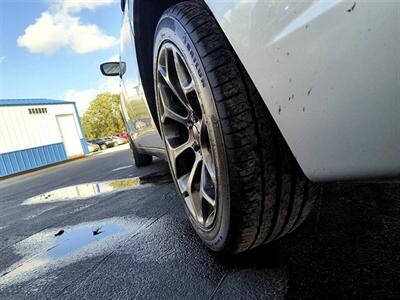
[134,0,187,133]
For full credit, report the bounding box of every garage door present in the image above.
[56,114,83,158]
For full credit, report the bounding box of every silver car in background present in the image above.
[101,0,400,253]
[111,136,128,146]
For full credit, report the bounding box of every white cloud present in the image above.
[17,1,117,54]
[98,77,120,93]
[60,0,115,13]
[64,77,120,115]
[65,87,97,115]
[108,54,119,62]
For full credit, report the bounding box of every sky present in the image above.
[0,0,122,115]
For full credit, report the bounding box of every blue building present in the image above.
[0,99,89,177]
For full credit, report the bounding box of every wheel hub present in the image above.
[156,42,217,229]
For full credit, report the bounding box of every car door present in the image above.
[120,0,163,151]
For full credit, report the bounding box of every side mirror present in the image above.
[100,62,126,77]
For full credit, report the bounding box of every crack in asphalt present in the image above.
[208,273,228,300]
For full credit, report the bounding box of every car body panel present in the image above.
[120,0,163,153]
[205,0,400,181]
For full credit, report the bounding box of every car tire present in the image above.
[154,1,321,253]
[129,137,153,167]
[100,144,107,150]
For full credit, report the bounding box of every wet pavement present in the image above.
[0,147,399,299]
[22,172,171,205]
[0,218,138,287]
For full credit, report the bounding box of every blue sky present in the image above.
[0,0,122,114]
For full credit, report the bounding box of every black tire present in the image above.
[154,1,321,253]
[129,137,152,167]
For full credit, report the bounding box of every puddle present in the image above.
[22,178,144,205]
[46,224,124,258]
[22,171,172,205]
[0,217,144,287]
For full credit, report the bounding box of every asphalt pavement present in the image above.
[0,146,399,299]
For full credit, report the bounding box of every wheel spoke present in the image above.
[173,50,195,96]
[168,138,193,159]
[202,151,216,185]
[165,137,194,176]
[201,163,216,207]
[177,155,204,224]
[204,211,215,228]
[158,83,188,125]
[181,80,195,96]
[187,155,203,222]
[201,162,216,228]
[200,120,216,185]
[159,47,192,112]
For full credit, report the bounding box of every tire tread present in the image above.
[163,1,321,253]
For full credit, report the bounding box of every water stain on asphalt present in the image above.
[0,218,143,287]
[22,171,172,205]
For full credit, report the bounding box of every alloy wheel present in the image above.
[156,42,217,228]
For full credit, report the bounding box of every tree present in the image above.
[81,92,125,140]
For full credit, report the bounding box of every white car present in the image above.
[101,0,400,253]
[87,142,100,153]
[111,136,128,146]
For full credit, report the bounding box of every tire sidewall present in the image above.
[153,15,231,251]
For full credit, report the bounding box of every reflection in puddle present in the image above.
[46,223,124,258]
[22,178,143,205]
[23,171,172,205]
[0,218,144,287]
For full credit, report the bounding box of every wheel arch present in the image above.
[134,0,215,133]
[133,0,186,134]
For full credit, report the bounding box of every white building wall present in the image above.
[0,103,83,154]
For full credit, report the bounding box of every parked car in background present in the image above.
[89,138,115,150]
[111,136,128,145]
[87,142,100,153]
[104,137,117,147]
[116,132,129,142]
[100,0,400,254]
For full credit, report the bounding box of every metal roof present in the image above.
[0,99,75,107]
